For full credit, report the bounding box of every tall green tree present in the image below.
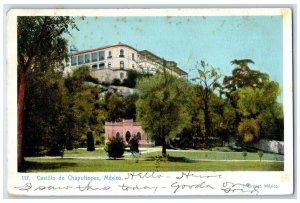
[191,61,222,148]
[136,70,194,156]
[222,59,267,142]
[17,16,78,168]
[237,82,283,142]
[65,67,105,148]
[223,59,283,143]
[222,59,269,108]
[23,69,70,157]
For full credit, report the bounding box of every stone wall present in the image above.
[248,139,284,154]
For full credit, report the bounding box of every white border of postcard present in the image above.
[6,8,293,196]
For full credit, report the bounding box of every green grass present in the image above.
[142,151,284,161]
[23,158,283,172]
[63,148,107,158]
[23,148,284,172]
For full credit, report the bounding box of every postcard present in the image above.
[6,8,293,196]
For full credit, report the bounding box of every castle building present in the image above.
[64,43,188,83]
[105,119,153,146]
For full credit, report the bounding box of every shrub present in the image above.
[258,150,264,161]
[104,137,125,159]
[122,70,141,88]
[237,118,260,144]
[242,150,248,160]
[86,131,95,151]
[128,135,139,153]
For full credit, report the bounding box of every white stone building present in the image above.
[63,43,187,83]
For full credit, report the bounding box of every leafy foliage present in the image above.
[86,132,95,151]
[122,70,142,88]
[258,150,264,161]
[128,135,139,153]
[136,70,194,155]
[65,67,105,148]
[237,118,260,143]
[242,150,248,160]
[104,137,125,159]
[222,59,284,142]
[191,61,222,148]
[17,16,79,168]
[23,69,70,156]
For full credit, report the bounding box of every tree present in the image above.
[191,61,222,148]
[17,16,78,169]
[122,69,142,88]
[65,67,105,148]
[106,94,125,122]
[86,132,95,151]
[22,69,70,157]
[123,93,139,120]
[237,82,283,141]
[222,59,269,119]
[223,59,269,96]
[237,118,260,144]
[104,137,125,159]
[223,59,284,142]
[128,135,140,153]
[136,69,194,156]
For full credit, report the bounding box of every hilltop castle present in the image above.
[63,43,187,83]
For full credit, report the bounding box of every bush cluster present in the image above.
[104,137,125,159]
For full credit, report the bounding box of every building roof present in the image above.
[71,43,138,56]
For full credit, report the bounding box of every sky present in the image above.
[65,15,283,102]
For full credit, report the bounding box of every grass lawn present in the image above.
[143,151,284,161]
[63,148,107,158]
[23,148,284,172]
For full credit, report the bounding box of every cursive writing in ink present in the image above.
[176,171,222,180]
[124,172,163,180]
[14,182,72,192]
[76,181,110,191]
[118,183,160,193]
[220,181,260,195]
[171,181,215,194]
[14,182,32,192]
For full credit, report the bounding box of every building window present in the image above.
[116,132,120,139]
[78,55,84,65]
[132,53,135,60]
[71,56,77,66]
[137,132,141,140]
[125,131,131,142]
[92,52,98,62]
[99,51,105,61]
[119,49,124,57]
[85,54,90,63]
[92,64,97,70]
[120,72,124,79]
[108,62,112,69]
[99,63,105,69]
[120,61,124,70]
[107,51,112,59]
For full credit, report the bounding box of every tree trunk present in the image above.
[17,66,27,170]
[162,138,167,157]
[204,101,210,149]
[161,125,167,157]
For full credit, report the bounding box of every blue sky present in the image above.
[66,16,283,101]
